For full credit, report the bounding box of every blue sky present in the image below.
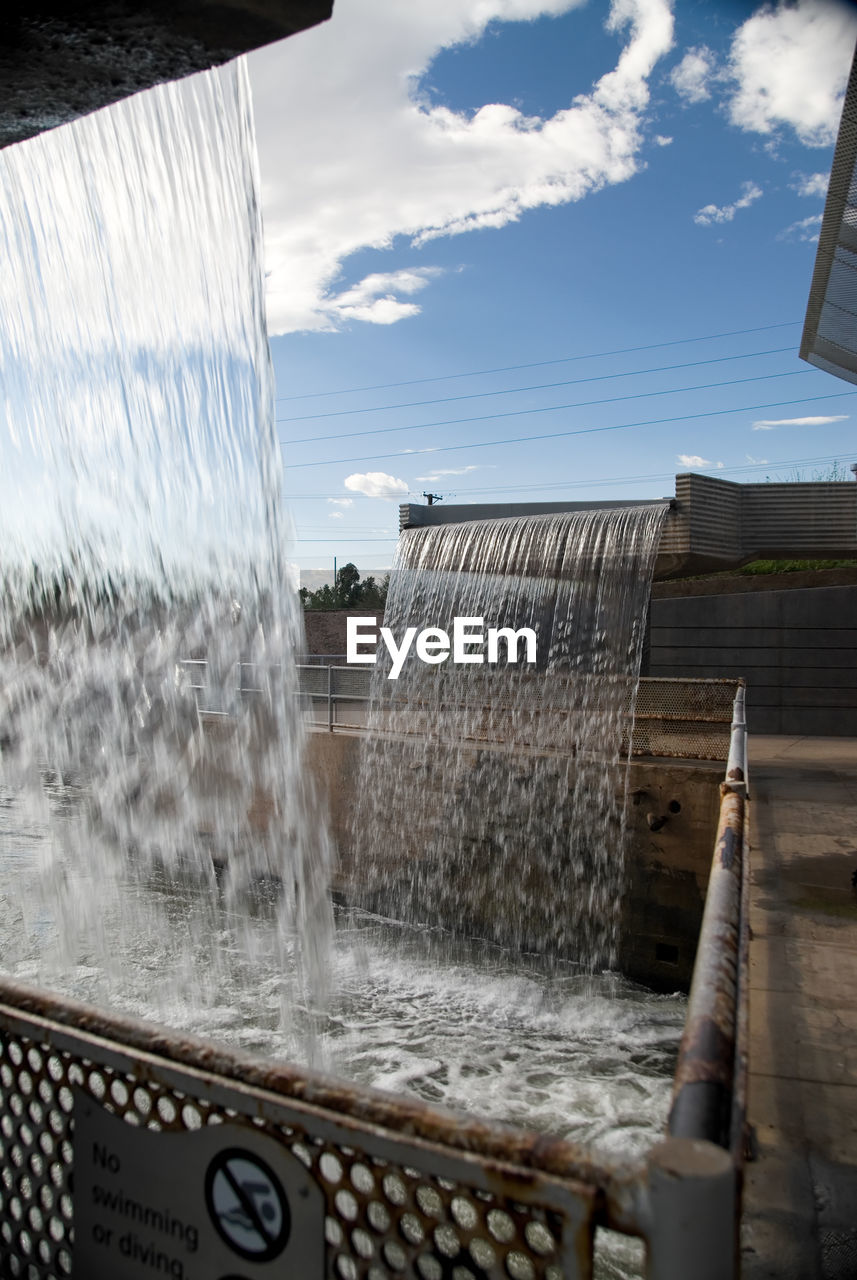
[247,0,857,578]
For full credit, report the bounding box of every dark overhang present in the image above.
[0,0,333,149]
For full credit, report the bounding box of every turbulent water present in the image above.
[0,63,332,1044]
[0,67,680,1280]
[350,506,667,971]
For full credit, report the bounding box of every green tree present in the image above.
[300,565,388,611]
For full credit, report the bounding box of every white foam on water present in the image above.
[327,916,685,1164]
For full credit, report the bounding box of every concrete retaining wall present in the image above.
[305,731,723,992]
[648,584,857,736]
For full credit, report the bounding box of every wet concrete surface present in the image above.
[742,735,857,1280]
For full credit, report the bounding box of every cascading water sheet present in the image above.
[0,64,332,1045]
[350,505,667,972]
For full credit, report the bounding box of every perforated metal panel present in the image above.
[630,678,739,761]
[0,982,600,1279]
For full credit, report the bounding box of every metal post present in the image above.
[725,683,747,794]
[327,662,333,732]
[645,1137,737,1280]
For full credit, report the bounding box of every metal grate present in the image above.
[630,678,740,761]
[0,982,599,1279]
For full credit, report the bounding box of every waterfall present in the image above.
[350,504,667,972]
[0,63,332,1045]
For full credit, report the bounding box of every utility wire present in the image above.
[285,390,857,469]
[275,319,801,402]
[291,452,852,539]
[284,372,813,459]
[281,367,808,446]
[410,453,853,498]
[277,346,797,429]
[281,451,852,500]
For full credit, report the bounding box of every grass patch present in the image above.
[736,559,857,575]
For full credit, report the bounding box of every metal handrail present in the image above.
[668,682,749,1153]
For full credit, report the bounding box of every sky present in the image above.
[247,0,857,579]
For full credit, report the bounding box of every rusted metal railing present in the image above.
[0,970,744,1280]
[1,675,750,1276]
[660,683,750,1277]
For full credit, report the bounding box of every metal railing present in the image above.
[291,664,739,760]
[0,691,749,1278]
[664,685,750,1272]
[181,659,739,757]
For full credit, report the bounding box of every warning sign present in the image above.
[205,1148,290,1261]
[73,1090,324,1278]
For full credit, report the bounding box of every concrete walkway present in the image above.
[742,736,857,1280]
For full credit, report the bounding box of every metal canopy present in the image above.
[801,45,857,384]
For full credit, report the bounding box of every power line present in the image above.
[275,320,801,402]
[414,453,854,498]
[285,390,857,469]
[280,343,798,427]
[277,346,797,429]
[280,367,809,447]
[281,451,852,501]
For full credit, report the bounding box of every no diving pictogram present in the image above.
[205,1147,291,1263]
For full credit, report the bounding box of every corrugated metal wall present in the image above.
[648,585,857,736]
[401,476,857,577]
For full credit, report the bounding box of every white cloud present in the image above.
[327,497,354,507]
[670,46,717,104]
[250,0,675,333]
[778,212,824,243]
[329,511,344,519]
[653,134,673,146]
[415,465,482,480]
[792,171,830,197]
[324,268,445,326]
[344,471,409,499]
[727,1,857,148]
[752,414,848,430]
[746,454,768,464]
[694,181,762,226]
[677,453,712,467]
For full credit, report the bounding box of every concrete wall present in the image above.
[302,609,382,656]
[305,731,723,993]
[649,584,857,736]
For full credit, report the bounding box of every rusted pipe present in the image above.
[725,682,747,792]
[668,783,744,1147]
[669,683,748,1148]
